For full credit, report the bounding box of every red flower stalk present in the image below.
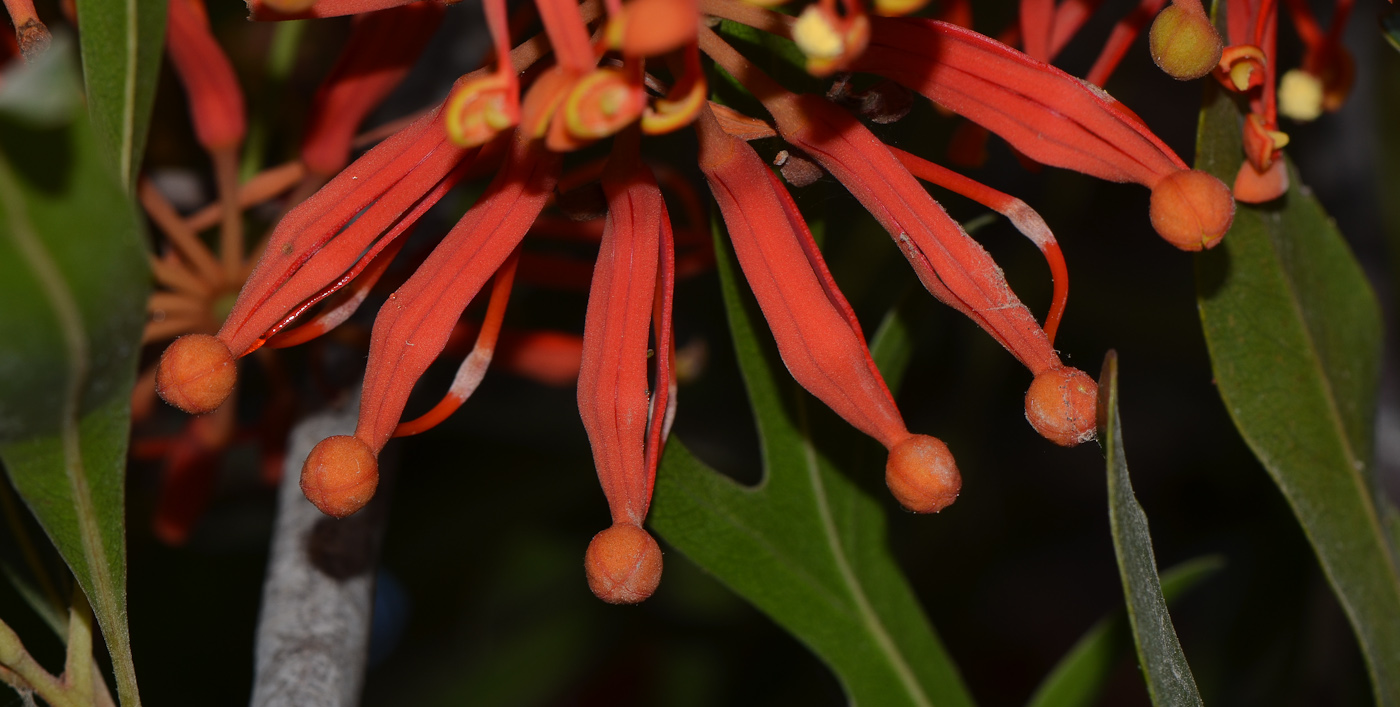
[695,106,960,511]
[166,0,248,276]
[698,25,1098,445]
[578,129,674,603]
[301,2,447,177]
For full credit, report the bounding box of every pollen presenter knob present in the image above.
[585,524,663,604]
[301,435,380,519]
[155,334,237,415]
[1149,169,1234,251]
[885,434,961,513]
[1025,367,1099,447]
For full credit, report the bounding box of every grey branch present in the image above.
[250,396,392,707]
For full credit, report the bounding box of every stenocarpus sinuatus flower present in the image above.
[152,0,1248,602]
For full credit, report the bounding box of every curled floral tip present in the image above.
[1233,157,1288,204]
[792,4,869,76]
[1024,367,1097,447]
[642,43,707,134]
[167,0,247,151]
[1214,44,1266,92]
[1149,2,1223,80]
[554,67,646,148]
[578,129,664,528]
[445,0,518,147]
[585,523,663,604]
[1149,169,1233,250]
[885,435,960,513]
[156,334,238,415]
[446,74,521,147]
[300,435,379,518]
[611,0,698,56]
[302,3,446,175]
[1241,113,1288,172]
[1278,69,1323,122]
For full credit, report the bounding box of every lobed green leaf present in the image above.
[649,223,974,707]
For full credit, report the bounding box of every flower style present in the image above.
[151,0,1239,603]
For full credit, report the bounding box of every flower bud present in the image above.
[1024,367,1097,447]
[156,334,237,414]
[300,435,379,518]
[1149,5,1223,81]
[1148,169,1233,251]
[585,523,663,604]
[885,434,960,513]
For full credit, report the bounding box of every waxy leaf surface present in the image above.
[1097,352,1202,707]
[74,0,167,190]
[1195,82,1400,705]
[1026,556,1221,707]
[649,226,974,707]
[0,45,148,706]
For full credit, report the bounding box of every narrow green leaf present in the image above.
[1194,80,1400,705]
[1026,556,1222,707]
[0,44,148,706]
[649,224,974,707]
[1098,351,1202,707]
[73,0,167,190]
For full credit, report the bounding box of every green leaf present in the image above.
[649,224,975,707]
[73,0,167,191]
[1026,556,1222,707]
[1096,351,1202,707]
[0,43,148,707]
[1383,10,1400,54]
[1194,81,1400,705]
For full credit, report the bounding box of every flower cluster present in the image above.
[124,0,1249,603]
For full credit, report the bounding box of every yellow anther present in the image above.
[1278,69,1324,122]
[1267,129,1290,150]
[793,6,844,61]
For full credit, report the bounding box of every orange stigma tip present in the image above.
[1149,5,1224,81]
[155,334,237,415]
[300,435,379,519]
[584,524,663,604]
[1024,367,1098,447]
[885,434,960,514]
[1149,169,1234,251]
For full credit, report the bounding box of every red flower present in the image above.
[153,0,1243,601]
